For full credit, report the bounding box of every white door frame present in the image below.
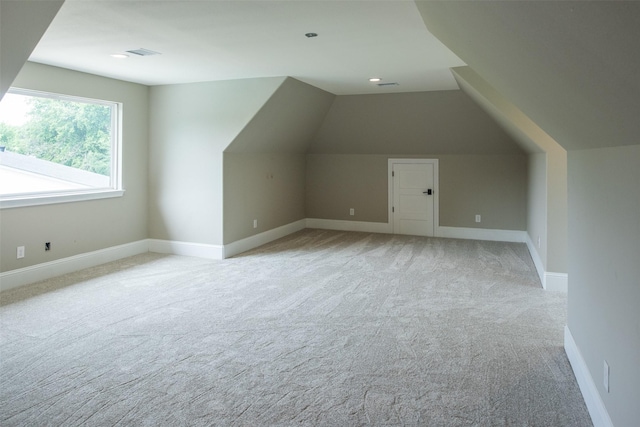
[388,158,439,236]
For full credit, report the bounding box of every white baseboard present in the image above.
[524,233,568,292]
[525,233,546,286]
[306,221,528,244]
[0,223,568,293]
[545,272,568,292]
[148,239,224,260]
[223,219,307,258]
[564,326,613,427]
[436,226,526,243]
[306,218,392,234]
[0,240,149,292]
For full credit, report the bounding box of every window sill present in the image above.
[0,189,125,209]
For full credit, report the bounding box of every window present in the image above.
[0,88,122,208]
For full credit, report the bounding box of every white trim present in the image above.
[309,220,532,252]
[544,271,568,292]
[305,221,528,244]
[306,218,392,234]
[525,233,546,286]
[524,233,568,292]
[0,240,148,292]
[436,226,526,243]
[0,223,568,293]
[388,158,439,236]
[1,88,123,209]
[148,239,224,260]
[0,189,125,209]
[223,219,307,258]
[564,326,613,427]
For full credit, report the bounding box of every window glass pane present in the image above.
[0,90,117,197]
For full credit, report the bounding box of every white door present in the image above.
[392,162,436,236]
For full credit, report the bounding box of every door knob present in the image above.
[423,189,433,195]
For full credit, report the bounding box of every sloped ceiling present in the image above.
[416,1,640,151]
[225,78,335,154]
[0,0,64,99]
[451,67,547,155]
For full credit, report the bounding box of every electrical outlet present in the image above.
[45,242,51,251]
[17,246,25,259]
[475,215,481,223]
[604,360,610,392]
[253,219,258,229]
[350,208,355,216]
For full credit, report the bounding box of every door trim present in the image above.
[388,158,439,236]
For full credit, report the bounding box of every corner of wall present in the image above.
[564,326,613,427]
[524,232,567,292]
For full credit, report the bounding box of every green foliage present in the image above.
[0,122,18,147]
[1,96,112,176]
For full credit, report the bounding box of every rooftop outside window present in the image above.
[0,89,122,208]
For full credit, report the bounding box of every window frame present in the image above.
[0,88,124,209]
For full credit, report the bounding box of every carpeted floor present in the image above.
[0,229,592,426]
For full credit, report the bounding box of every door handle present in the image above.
[423,189,433,195]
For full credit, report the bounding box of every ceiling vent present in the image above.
[126,48,161,57]
[377,82,399,87]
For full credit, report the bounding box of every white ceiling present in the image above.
[29,0,465,95]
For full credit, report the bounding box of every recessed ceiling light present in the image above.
[369,78,382,82]
[305,33,318,38]
[110,53,129,59]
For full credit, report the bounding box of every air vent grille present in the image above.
[377,82,399,87]
[126,48,161,57]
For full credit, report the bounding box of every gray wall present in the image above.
[224,153,306,243]
[527,153,547,264]
[307,91,526,231]
[451,66,568,274]
[418,2,639,424]
[306,154,526,230]
[148,77,285,246]
[0,62,149,272]
[306,155,389,222]
[223,78,334,244]
[568,145,640,427]
[545,146,567,273]
[311,91,523,155]
[439,155,526,230]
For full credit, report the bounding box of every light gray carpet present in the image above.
[0,229,592,426]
